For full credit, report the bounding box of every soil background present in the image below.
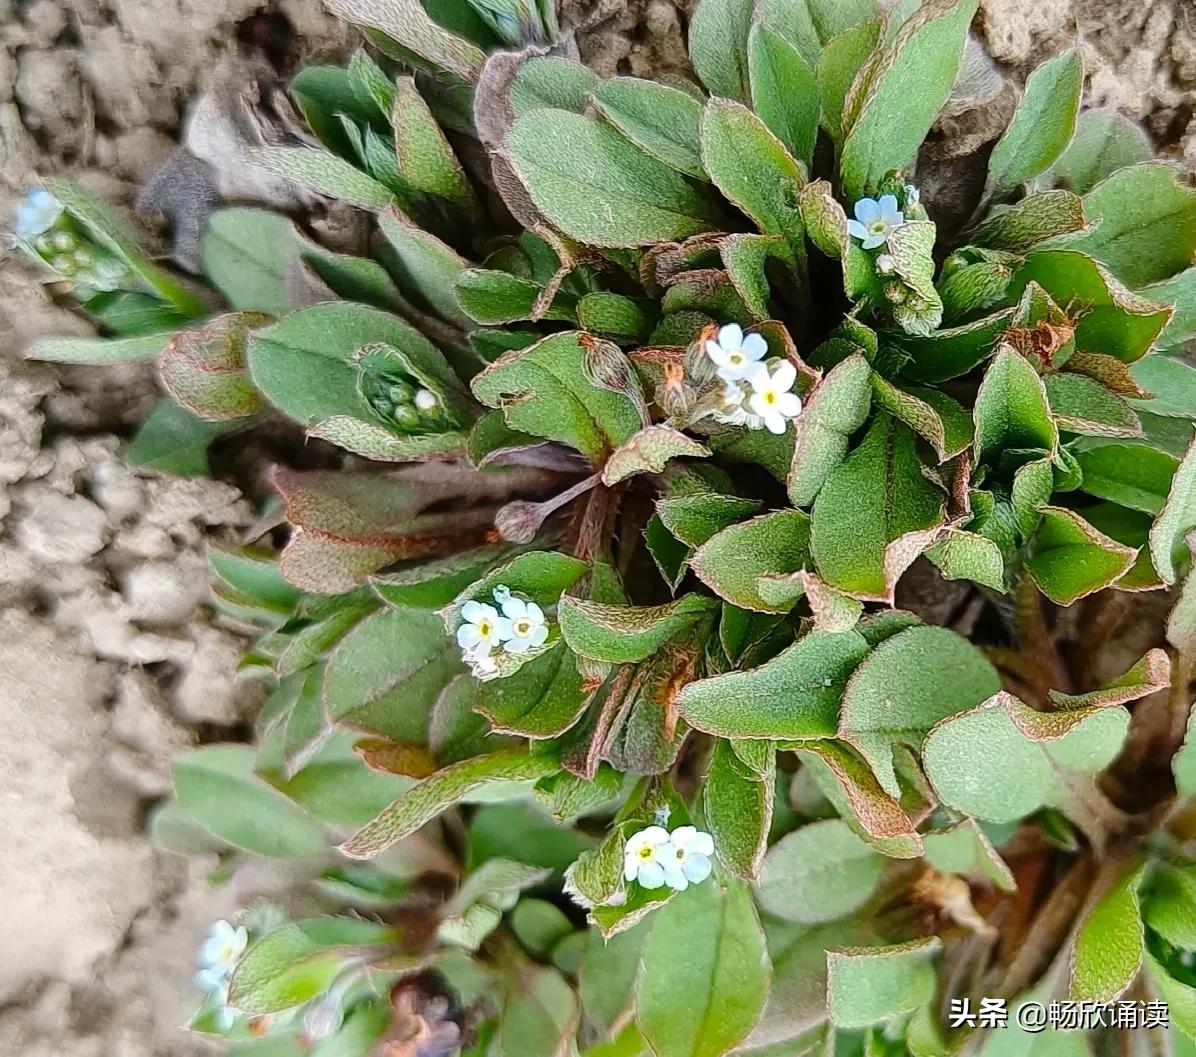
[0,1,1194,1053]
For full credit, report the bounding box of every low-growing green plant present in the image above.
[14,0,1196,1053]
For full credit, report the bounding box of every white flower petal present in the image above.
[638,861,667,889]
[529,625,549,648]
[776,392,803,418]
[878,194,900,222]
[493,617,513,641]
[854,198,881,224]
[683,852,713,883]
[457,624,483,649]
[525,602,545,625]
[663,863,689,891]
[847,219,870,242]
[748,392,770,418]
[500,595,527,620]
[764,410,787,434]
[688,830,715,856]
[717,323,744,350]
[741,333,768,360]
[862,233,887,250]
[504,635,531,653]
[670,825,698,849]
[772,360,797,391]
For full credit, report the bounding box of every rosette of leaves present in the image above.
[18,0,1196,1054]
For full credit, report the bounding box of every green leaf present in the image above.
[925,530,1006,591]
[590,78,706,180]
[471,331,645,461]
[827,939,941,1028]
[1044,373,1141,438]
[971,190,1087,255]
[1041,107,1152,195]
[656,492,762,547]
[494,961,580,1057]
[636,879,770,1057]
[127,398,236,477]
[810,413,945,600]
[508,56,601,115]
[248,302,463,428]
[391,76,470,201]
[749,25,819,169]
[700,98,805,258]
[788,354,873,506]
[581,927,646,1035]
[1010,251,1170,364]
[323,606,460,741]
[28,330,169,365]
[202,207,299,318]
[839,0,980,199]
[688,0,753,100]
[559,595,718,663]
[1142,266,1196,349]
[691,510,812,613]
[340,750,560,859]
[704,738,775,880]
[815,19,880,146]
[249,146,395,208]
[1130,354,1196,420]
[985,50,1083,198]
[454,268,573,325]
[895,309,1015,384]
[793,740,923,858]
[602,425,711,486]
[462,640,585,741]
[838,625,1001,798]
[1028,506,1137,605]
[1075,443,1178,514]
[1144,862,1196,949]
[172,744,325,859]
[870,376,973,460]
[1070,861,1146,1002]
[376,207,473,328]
[922,691,1131,825]
[230,920,396,1015]
[677,630,871,739]
[159,312,268,422]
[758,819,883,924]
[372,545,518,608]
[1175,705,1196,798]
[1061,162,1196,287]
[973,347,1058,464]
[324,0,486,82]
[1150,437,1196,584]
[921,819,1015,891]
[504,109,719,247]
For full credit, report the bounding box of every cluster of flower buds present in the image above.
[9,186,137,297]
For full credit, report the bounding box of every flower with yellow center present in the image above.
[623,825,671,889]
[746,361,803,435]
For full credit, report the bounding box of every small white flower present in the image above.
[456,600,508,658]
[197,920,248,984]
[498,594,549,654]
[847,194,905,250]
[905,184,921,206]
[876,253,896,275]
[661,826,714,891]
[414,388,439,413]
[623,825,671,889]
[711,381,754,428]
[705,323,769,383]
[746,361,803,435]
[14,187,64,240]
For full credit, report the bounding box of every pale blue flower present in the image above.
[456,600,506,658]
[14,187,64,239]
[660,826,714,891]
[197,920,248,985]
[705,323,769,383]
[847,194,905,250]
[623,825,671,889]
[499,594,548,654]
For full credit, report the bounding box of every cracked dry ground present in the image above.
[1,0,1195,1053]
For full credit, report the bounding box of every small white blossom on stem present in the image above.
[414,388,439,413]
[705,323,768,383]
[661,826,715,891]
[904,184,921,206]
[623,825,672,889]
[196,920,248,988]
[499,595,549,654]
[746,361,803,435]
[13,187,64,240]
[847,194,905,250]
[456,600,507,659]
